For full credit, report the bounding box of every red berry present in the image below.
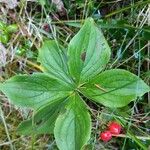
[100,131,112,142]
[108,121,121,135]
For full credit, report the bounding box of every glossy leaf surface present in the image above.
[68,18,111,83]
[38,40,72,84]
[17,99,66,135]
[54,94,91,150]
[0,73,71,109]
[80,69,150,108]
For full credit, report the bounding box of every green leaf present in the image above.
[0,73,72,109]
[67,18,111,83]
[17,98,66,135]
[6,24,18,33]
[38,0,46,5]
[80,69,150,108]
[65,19,150,33]
[0,21,6,30]
[38,40,73,84]
[0,33,9,44]
[54,93,91,150]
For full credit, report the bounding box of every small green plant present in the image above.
[0,21,18,44]
[0,18,149,150]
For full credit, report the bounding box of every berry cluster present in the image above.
[100,121,122,142]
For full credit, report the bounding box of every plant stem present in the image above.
[105,0,150,18]
[112,134,150,140]
[0,106,14,150]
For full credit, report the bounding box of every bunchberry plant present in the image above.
[0,18,150,150]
